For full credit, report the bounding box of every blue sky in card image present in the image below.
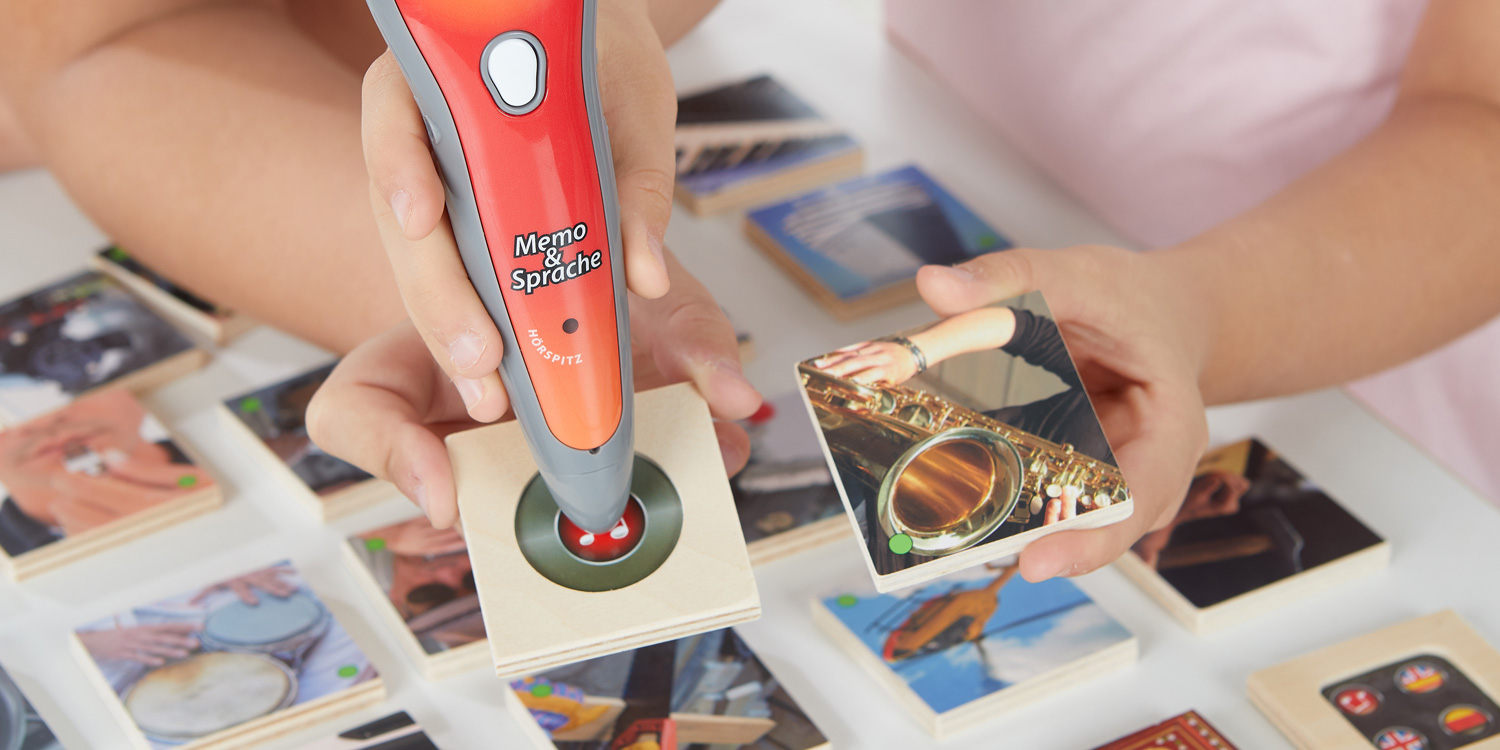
[823,567,1131,714]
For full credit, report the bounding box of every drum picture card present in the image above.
[71,561,385,750]
[344,516,488,679]
[674,74,864,216]
[291,711,438,750]
[0,663,65,750]
[0,270,207,425]
[507,628,829,750]
[1115,438,1389,635]
[813,564,1137,738]
[0,387,222,581]
[796,291,1133,593]
[1248,611,1500,750]
[744,165,1011,320]
[734,392,849,567]
[218,363,392,521]
[449,382,760,680]
[1091,711,1240,750]
[91,247,254,345]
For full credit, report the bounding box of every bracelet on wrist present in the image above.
[886,336,928,374]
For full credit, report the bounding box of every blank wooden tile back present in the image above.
[448,382,761,679]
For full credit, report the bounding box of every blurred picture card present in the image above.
[745,165,1010,319]
[0,662,64,750]
[1091,710,1239,749]
[796,290,1132,592]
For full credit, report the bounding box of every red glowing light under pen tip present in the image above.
[558,495,646,563]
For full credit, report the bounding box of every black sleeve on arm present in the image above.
[999,308,1082,389]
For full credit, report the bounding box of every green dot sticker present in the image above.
[365,538,387,552]
[836,595,858,608]
[176,475,197,488]
[530,683,553,698]
[337,665,358,678]
[106,247,130,261]
[239,396,262,414]
[978,232,1000,248]
[889,534,914,555]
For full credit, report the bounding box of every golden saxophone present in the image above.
[798,362,1130,556]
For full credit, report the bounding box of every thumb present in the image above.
[916,249,1047,317]
[598,0,675,299]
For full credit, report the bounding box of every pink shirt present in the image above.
[887,0,1500,502]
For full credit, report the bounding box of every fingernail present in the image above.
[1027,556,1068,582]
[446,330,485,370]
[390,190,412,232]
[454,376,484,412]
[647,231,667,273]
[939,263,974,281]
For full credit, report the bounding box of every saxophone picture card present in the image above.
[745,165,1012,320]
[0,387,222,581]
[1248,611,1500,750]
[675,74,863,216]
[1114,438,1389,634]
[796,290,1133,592]
[218,363,393,521]
[507,627,829,750]
[0,271,206,425]
[72,561,384,750]
[92,246,254,345]
[812,564,1136,737]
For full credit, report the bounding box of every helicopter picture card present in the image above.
[449,382,760,680]
[674,74,864,216]
[0,662,65,750]
[733,391,849,567]
[507,627,829,750]
[795,290,1133,593]
[812,564,1137,738]
[1248,611,1500,750]
[0,271,207,425]
[71,560,384,750]
[0,387,222,581]
[92,246,254,345]
[344,515,488,679]
[219,363,393,521]
[745,165,1011,320]
[1115,438,1388,634]
[1091,710,1240,750]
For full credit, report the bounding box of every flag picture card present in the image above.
[219,363,392,521]
[291,711,438,750]
[92,247,254,345]
[344,516,488,679]
[1091,711,1240,750]
[733,391,848,566]
[0,662,65,750]
[72,560,384,750]
[1248,611,1500,750]
[675,74,863,216]
[745,165,1011,320]
[813,564,1137,737]
[507,627,828,750]
[1115,438,1388,634]
[797,291,1132,592]
[0,271,206,425]
[0,387,222,581]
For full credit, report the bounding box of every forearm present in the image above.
[1167,96,1500,405]
[909,306,1017,366]
[2,2,402,353]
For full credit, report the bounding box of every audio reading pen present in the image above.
[366,0,635,535]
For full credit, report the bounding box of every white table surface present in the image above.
[3,1,1499,748]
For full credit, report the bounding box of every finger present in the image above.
[307,324,472,528]
[231,581,259,606]
[1018,392,1207,582]
[362,50,445,241]
[1044,497,1062,526]
[128,653,166,667]
[716,421,750,476]
[916,249,1055,317]
[598,1,675,299]
[630,252,761,421]
[143,634,199,651]
[819,354,890,379]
